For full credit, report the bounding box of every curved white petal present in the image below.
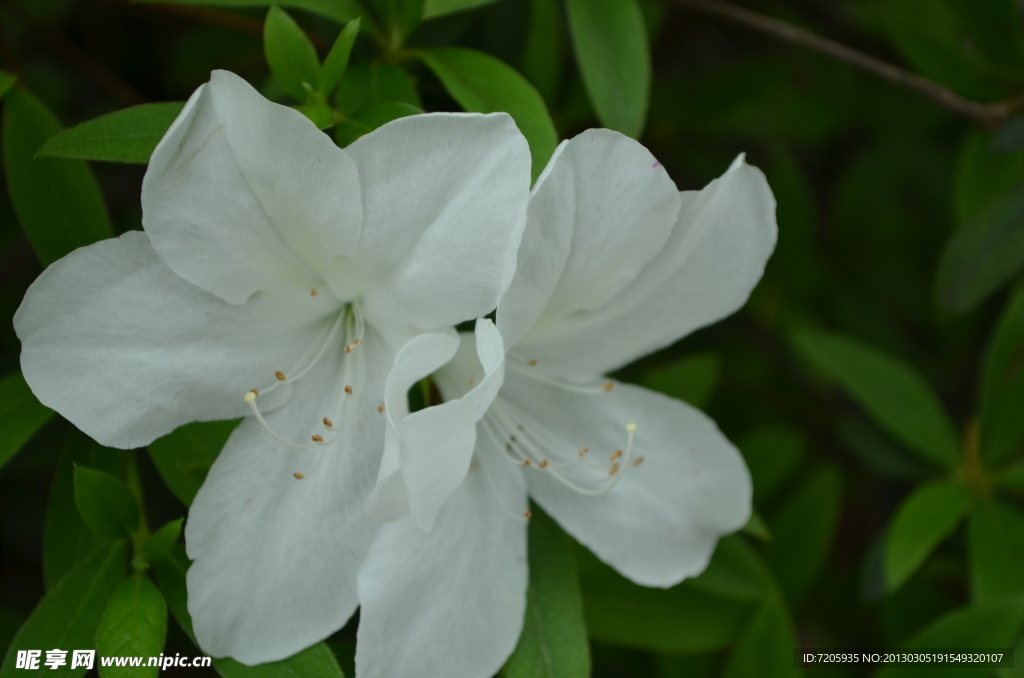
[509,130,681,340]
[348,113,531,332]
[367,320,505,531]
[13,230,331,449]
[143,70,363,304]
[515,157,777,377]
[185,324,391,664]
[498,373,750,587]
[356,450,527,678]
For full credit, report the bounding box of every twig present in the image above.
[672,0,1024,130]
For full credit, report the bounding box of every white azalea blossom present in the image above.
[14,70,531,665]
[359,130,777,678]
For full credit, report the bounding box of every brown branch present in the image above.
[4,0,149,105]
[672,0,1024,130]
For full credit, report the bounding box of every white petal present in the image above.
[348,113,531,331]
[13,230,330,449]
[366,320,505,531]
[515,157,777,377]
[355,451,527,678]
[143,70,363,304]
[185,324,391,664]
[499,373,751,587]
[519,130,681,326]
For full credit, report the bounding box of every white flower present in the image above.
[356,129,777,678]
[13,70,531,664]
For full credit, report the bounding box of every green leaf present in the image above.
[295,101,335,129]
[957,129,1024,225]
[936,183,1024,316]
[992,115,1024,153]
[765,465,843,604]
[792,329,961,468]
[154,546,345,678]
[885,480,972,593]
[838,416,933,482]
[372,0,423,47]
[736,426,804,504]
[741,511,771,542]
[638,352,720,409]
[566,0,650,138]
[318,18,360,97]
[36,103,185,164]
[578,549,753,654]
[876,602,1024,678]
[148,420,238,506]
[335,101,422,146]
[74,465,140,540]
[96,574,167,678]
[416,46,558,182]
[422,0,497,19]
[722,596,798,678]
[520,0,564,104]
[502,511,589,678]
[969,500,1024,603]
[0,71,16,100]
[996,462,1024,494]
[2,87,114,265]
[45,434,120,589]
[1,542,126,678]
[980,286,1024,465]
[335,61,421,116]
[0,372,53,471]
[143,519,183,564]
[687,535,776,603]
[265,5,321,102]
[134,0,366,25]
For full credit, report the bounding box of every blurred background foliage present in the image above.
[1,0,1024,676]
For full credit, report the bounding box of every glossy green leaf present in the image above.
[578,549,753,654]
[2,87,113,265]
[520,0,564,104]
[885,480,972,593]
[335,101,421,146]
[877,602,1024,678]
[0,71,16,100]
[45,434,120,589]
[74,465,140,540]
[980,286,1024,465]
[638,352,720,409]
[566,0,650,138]
[765,465,843,604]
[936,183,1024,316]
[723,595,798,678]
[143,519,183,564]
[154,546,345,677]
[793,329,961,468]
[957,129,1024,225]
[736,426,804,504]
[36,103,185,164]
[422,0,496,19]
[687,535,775,603]
[417,46,558,182]
[335,61,420,116]
[969,500,1024,603]
[296,101,335,129]
[148,420,238,506]
[96,574,167,678]
[265,5,321,102]
[0,371,53,471]
[318,18,360,97]
[0,542,126,678]
[502,511,589,678]
[372,0,423,47]
[133,0,365,24]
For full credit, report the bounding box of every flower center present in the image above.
[242,303,367,464]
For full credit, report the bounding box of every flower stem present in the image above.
[121,450,151,571]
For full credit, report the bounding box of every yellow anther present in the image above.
[538,459,549,469]
[521,459,531,467]
[310,289,318,296]
[603,381,614,392]
[523,510,532,519]
[353,338,362,346]
[250,388,259,396]
[579,445,589,457]
[527,359,537,366]
[632,457,645,466]
[323,417,333,429]
[377,405,385,413]
[609,463,621,476]
[293,472,305,479]
[344,385,354,395]
[311,434,323,443]
[275,371,287,381]
[345,345,354,354]
[611,449,622,461]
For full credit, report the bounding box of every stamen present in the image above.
[294,472,305,479]
[506,360,617,395]
[311,434,323,443]
[323,417,333,429]
[603,381,614,392]
[523,510,532,519]
[579,445,589,457]
[538,459,549,469]
[521,459,531,467]
[275,371,287,381]
[310,289,318,296]
[244,391,257,404]
[632,456,645,466]
[611,449,622,461]
[377,405,385,413]
[527,359,537,366]
[609,463,620,475]
[243,391,317,450]
[344,385,353,395]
